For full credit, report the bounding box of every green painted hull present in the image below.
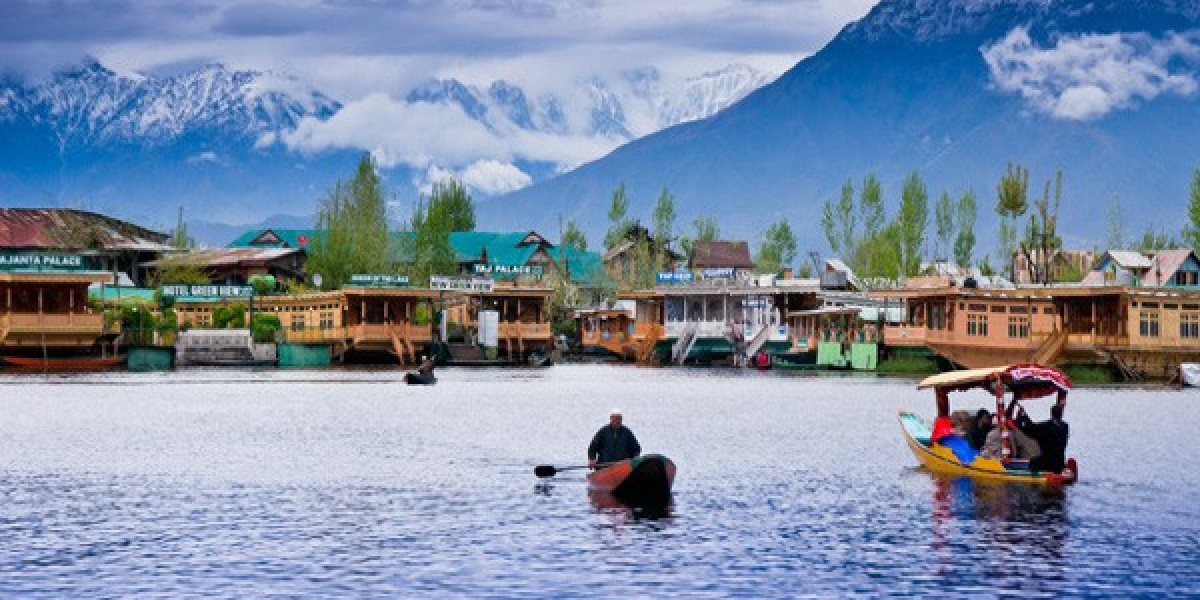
[278,343,332,367]
[127,347,174,371]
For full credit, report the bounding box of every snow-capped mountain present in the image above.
[0,62,340,150]
[403,64,773,139]
[493,0,1200,250]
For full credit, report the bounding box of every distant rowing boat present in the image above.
[2,356,125,370]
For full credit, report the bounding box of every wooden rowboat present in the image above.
[404,371,437,385]
[588,454,676,504]
[2,356,125,370]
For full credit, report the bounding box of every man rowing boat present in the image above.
[587,408,641,468]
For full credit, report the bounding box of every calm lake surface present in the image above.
[1,365,1198,597]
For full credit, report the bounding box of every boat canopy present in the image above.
[918,364,1072,401]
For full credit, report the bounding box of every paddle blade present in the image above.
[534,465,557,477]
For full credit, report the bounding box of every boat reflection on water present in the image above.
[929,474,1069,580]
[588,490,673,520]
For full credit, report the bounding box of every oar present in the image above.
[534,463,611,478]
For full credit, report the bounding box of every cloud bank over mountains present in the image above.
[983,27,1200,121]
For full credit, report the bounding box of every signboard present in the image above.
[740,298,771,309]
[473,263,544,278]
[702,267,736,279]
[350,274,410,287]
[430,275,494,293]
[656,271,695,284]
[0,252,86,271]
[160,284,255,298]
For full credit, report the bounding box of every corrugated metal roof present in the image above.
[145,247,302,268]
[0,208,170,251]
[1105,250,1153,269]
[689,240,755,269]
[1143,249,1197,286]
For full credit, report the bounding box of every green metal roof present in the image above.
[88,285,157,304]
[226,229,321,249]
[552,247,608,288]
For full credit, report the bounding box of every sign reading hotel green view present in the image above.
[0,252,85,271]
[430,275,494,292]
[350,274,410,287]
[473,263,543,278]
[160,284,255,298]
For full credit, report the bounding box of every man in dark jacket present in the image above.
[587,409,641,468]
[1016,403,1069,473]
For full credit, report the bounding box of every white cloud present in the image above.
[186,150,221,165]
[982,27,1200,121]
[420,160,534,196]
[278,90,624,178]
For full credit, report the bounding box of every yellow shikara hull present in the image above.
[898,411,1076,486]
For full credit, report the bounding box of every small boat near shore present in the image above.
[2,355,125,370]
[901,364,1078,486]
[404,371,437,385]
[587,454,676,504]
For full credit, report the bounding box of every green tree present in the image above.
[934,191,955,262]
[896,172,929,276]
[603,183,633,251]
[426,178,476,232]
[1138,225,1178,252]
[855,174,886,275]
[1020,170,1064,284]
[995,162,1030,279]
[562,219,588,253]
[954,189,977,268]
[652,187,676,270]
[308,154,391,289]
[168,206,194,250]
[756,219,798,274]
[680,216,719,259]
[1106,197,1125,251]
[1183,169,1200,249]
[404,195,458,286]
[821,179,856,258]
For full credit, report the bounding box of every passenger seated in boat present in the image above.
[587,409,641,469]
[1016,401,1069,473]
[967,409,993,450]
[417,355,435,375]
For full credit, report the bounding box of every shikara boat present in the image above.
[2,355,125,370]
[587,454,676,504]
[900,364,1078,486]
[404,371,437,385]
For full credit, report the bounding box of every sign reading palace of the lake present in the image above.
[160,285,255,298]
[0,252,86,271]
[350,274,410,287]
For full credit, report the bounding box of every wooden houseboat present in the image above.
[443,283,554,363]
[576,291,665,362]
[0,270,119,366]
[342,286,439,364]
[874,283,1200,380]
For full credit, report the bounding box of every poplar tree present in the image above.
[996,162,1030,279]
[756,219,798,274]
[308,154,390,289]
[934,191,955,263]
[896,172,929,276]
[1183,169,1200,250]
[954,189,977,268]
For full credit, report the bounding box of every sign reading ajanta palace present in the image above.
[0,252,86,271]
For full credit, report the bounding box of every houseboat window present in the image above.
[990,305,1006,313]
[291,315,305,331]
[1009,306,1029,314]
[968,303,987,312]
[1164,304,1179,310]
[958,302,964,309]
[1181,313,1200,339]
[1185,304,1200,311]
[1007,316,1030,338]
[1175,271,1199,286]
[1139,311,1160,338]
[1143,302,1160,309]
[320,312,334,329]
[930,304,946,330]
[967,314,988,337]
[1044,307,1054,314]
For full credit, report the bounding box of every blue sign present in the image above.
[702,267,736,279]
[656,271,694,284]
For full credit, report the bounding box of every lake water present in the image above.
[1,365,1198,597]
